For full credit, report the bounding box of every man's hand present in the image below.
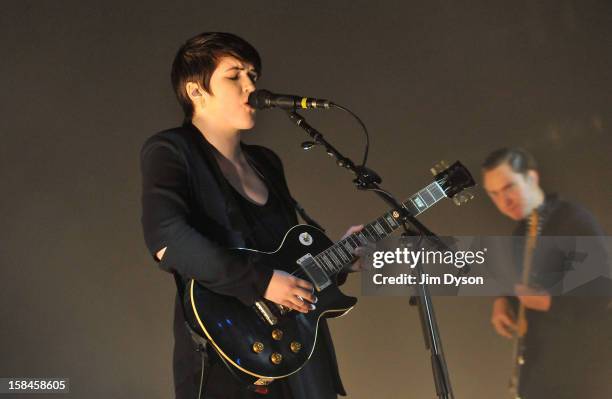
[514,284,551,311]
[341,225,375,272]
[264,270,317,313]
[491,297,518,339]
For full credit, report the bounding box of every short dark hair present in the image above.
[171,32,262,119]
[482,147,538,174]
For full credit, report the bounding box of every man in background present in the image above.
[481,147,611,398]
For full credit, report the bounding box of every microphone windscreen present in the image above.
[248,89,272,109]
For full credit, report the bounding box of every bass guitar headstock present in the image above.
[431,160,476,206]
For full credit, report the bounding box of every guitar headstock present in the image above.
[431,160,476,205]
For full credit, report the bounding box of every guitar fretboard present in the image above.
[313,181,446,277]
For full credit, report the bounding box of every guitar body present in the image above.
[181,160,476,386]
[183,225,357,384]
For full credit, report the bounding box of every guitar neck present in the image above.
[313,181,447,277]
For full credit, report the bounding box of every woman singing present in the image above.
[141,32,363,399]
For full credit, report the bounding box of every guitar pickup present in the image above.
[297,253,331,291]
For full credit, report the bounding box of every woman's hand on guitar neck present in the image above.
[264,270,317,314]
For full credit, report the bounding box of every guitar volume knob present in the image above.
[270,353,283,365]
[252,342,264,353]
[290,341,302,353]
[271,329,283,341]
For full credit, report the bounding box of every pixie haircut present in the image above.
[171,32,262,119]
[482,147,538,175]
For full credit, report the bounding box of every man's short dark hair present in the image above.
[482,147,538,174]
[171,32,262,120]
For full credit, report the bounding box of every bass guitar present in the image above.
[509,210,540,399]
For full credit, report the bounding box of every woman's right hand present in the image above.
[264,270,317,313]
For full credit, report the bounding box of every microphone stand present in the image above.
[286,110,455,399]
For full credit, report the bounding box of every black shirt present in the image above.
[228,181,290,253]
[511,194,611,399]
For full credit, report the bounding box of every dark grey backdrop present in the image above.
[1,1,610,398]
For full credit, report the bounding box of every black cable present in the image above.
[330,103,370,166]
[197,345,206,399]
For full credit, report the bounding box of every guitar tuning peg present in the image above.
[440,160,449,168]
[431,161,444,174]
[453,196,462,206]
[459,192,475,204]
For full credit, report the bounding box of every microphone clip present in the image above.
[352,165,382,189]
[301,141,318,151]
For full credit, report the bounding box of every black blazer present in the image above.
[140,123,346,396]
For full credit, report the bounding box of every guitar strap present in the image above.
[293,199,325,232]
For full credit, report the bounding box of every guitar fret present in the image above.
[327,252,339,269]
[345,247,356,262]
[377,217,392,234]
[342,239,354,252]
[368,225,380,240]
[357,232,370,245]
[429,182,445,199]
[365,225,378,240]
[322,249,336,273]
[423,187,436,205]
[374,220,387,236]
[419,189,434,206]
[328,250,341,266]
[428,187,444,205]
[403,198,421,216]
[401,181,449,218]
[384,213,399,228]
[335,249,348,270]
[320,254,334,273]
[334,245,351,263]
[411,196,428,213]
[362,226,372,240]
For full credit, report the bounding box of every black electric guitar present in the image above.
[183,161,475,387]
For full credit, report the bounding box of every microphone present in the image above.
[248,89,332,110]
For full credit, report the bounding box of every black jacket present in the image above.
[140,123,346,397]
